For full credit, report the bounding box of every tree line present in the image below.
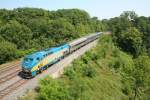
[104,11,150,57]
[0,8,105,64]
[104,11,150,100]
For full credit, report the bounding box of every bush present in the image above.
[0,41,18,64]
[83,66,96,78]
[64,67,77,79]
[38,76,69,100]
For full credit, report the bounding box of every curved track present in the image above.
[0,69,21,84]
[0,61,22,99]
[0,79,28,99]
[0,63,20,75]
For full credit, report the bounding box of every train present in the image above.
[21,32,102,78]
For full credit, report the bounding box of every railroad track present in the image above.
[0,69,21,84]
[0,79,28,99]
[0,61,20,70]
[0,63,20,75]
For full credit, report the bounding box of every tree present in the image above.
[38,76,69,100]
[120,11,138,21]
[90,17,105,32]
[0,20,32,49]
[134,16,150,56]
[54,9,91,25]
[48,18,76,42]
[0,41,18,64]
[133,55,150,100]
[116,27,143,57]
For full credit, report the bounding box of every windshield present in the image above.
[24,57,33,62]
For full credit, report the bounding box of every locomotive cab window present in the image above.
[44,54,46,57]
[37,57,40,61]
[24,58,33,62]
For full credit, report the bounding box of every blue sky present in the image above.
[0,0,149,19]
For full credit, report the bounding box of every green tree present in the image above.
[54,9,91,25]
[133,55,150,100]
[90,17,105,32]
[38,76,69,100]
[116,27,143,57]
[0,20,32,49]
[0,41,18,64]
[134,16,150,56]
[120,11,138,21]
[48,18,76,43]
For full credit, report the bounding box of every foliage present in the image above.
[35,35,135,100]
[20,35,150,100]
[36,35,150,100]
[0,8,150,100]
[120,11,138,21]
[0,8,105,64]
[0,20,32,49]
[0,40,18,64]
[132,55,150,100]
[105,11,150,57]
[38,76,69,100]
[116,27,143,57]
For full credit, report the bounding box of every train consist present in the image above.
[21,32,102,78]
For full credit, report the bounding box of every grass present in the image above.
[20,35,133,100]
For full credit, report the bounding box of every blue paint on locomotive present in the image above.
[22,51,46,70]
[44,44,70,54]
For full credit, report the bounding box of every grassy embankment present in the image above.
[19,35,134,100]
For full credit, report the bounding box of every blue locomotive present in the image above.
[21,32,102,78]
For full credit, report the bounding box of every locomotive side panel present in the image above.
[31,47,69,75]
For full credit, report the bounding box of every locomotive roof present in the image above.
[68,37,86,46]
[26,44,69,59]
[26,51,46,58]
[68,32,101,46]
[44,44,69,54]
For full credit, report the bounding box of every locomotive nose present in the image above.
[22,60,34,70]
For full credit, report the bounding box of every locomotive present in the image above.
[21,32,102,78]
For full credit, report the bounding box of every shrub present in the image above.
[83,66,96,78]
[0,41,18,64]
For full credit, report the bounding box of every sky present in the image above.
[0,0,149,19]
